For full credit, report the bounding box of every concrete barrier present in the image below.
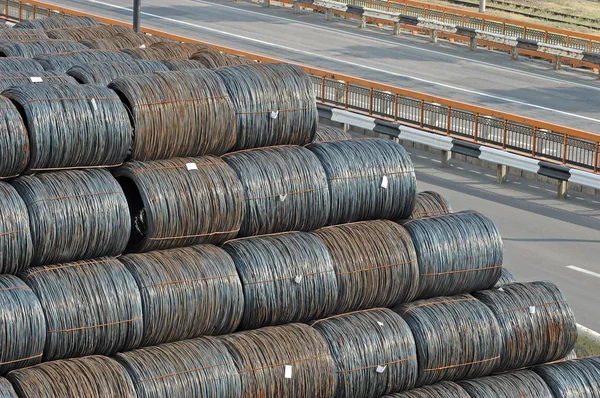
[576,324,600,357]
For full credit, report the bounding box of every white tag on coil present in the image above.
[294,275,302,284]
[529,306,536,314]
[91,98,98,111]
[279,194,288,202]
[186,163,198,171]
[376,365,387,373]
[270,110,279,119]
[29,76,43,83]
[284,365,292,378]
[381,176,388,189]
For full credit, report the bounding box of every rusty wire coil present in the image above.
[216,63,317,150]
[35,49,133,72]
[312,124,351,143]
[457,370,553,398]
[190,48,253,68]
[45,25,132,41]
[218,323,335,398]
[0,97,28,180]
[109,69,236,160]
[0,57,43,72]
[162,59,207,71]
[379,381,470,398]
[312,220,419,314]
[0,29,48,40]
[400,211,503,299]
[0,377,17,397]
[13,16,101,30]
[115,157,244,252]
[533,358,600,398]
[494,268,516,287]
[0,71,77,90]
[223,231,337,330]
[115,337,242,398]
[20,257,143,361]
[409,191,452,219]
[312,308,418,398]
[473,281,577,372]
[119,245,244,347]
[67,60,168,85]
[3,83,131,172]
[7,355,137,398]
[81,33,166,51]
[122,42,209,60]
[0,275,45,374]
[307,138,417,225]
[0,39,88,57]
[11,169,131,266]
[222,146,330,237]
[394,294,503,387]
[0,183,32,273]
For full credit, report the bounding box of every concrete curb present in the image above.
[576,324,600,357]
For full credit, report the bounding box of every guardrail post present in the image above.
[326,8,332,21]
[469,37,478,51]
[557,180,568,199]
[553,55,562,70]
[393,21,400,35]
[358,15,366,28]
[441,150,452,168]
[511,46,519,60]
[497,164,508,183]
[293,1,300,13]
[430,29,438,43]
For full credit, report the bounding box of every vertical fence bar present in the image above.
[474,113,479,141]
[502,22,506,35]
[562,134,568,164]
[419,100,424,128]
[594,142,599,173]
[133,0,141,32]
[544,30,548,43]
[320,77,326,102]
[446,106,451,134]
[369,87,374,115]
[532,127,537,156]
[4,0,8,19]
[502,119,508,149]
[18,1,22,20]
[393,94,398,121]
[345,82,349,109]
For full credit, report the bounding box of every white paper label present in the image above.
[139,44,146,48]
[294,275,302,283]
[377,321,384,326]
[381,176,388,189]
[186,163,198,171]
[529,306,536,314]
[284,365,292,378]
[279,194,288,202]
[29,76,43,83]
[376,365,387,373]
[270,110,279,119]
[498,287,504,292]
[91,98,98,111]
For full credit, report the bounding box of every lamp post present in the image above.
[133,0,141,32]
[479,0,486,13]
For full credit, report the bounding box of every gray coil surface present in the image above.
[533,358,600,398]
[35,49,133,72]
[312,124,351,143]
[122,42,208,60]
[494,267,516,287]
[0,377,17,397]
[0,71,77,90]
[13,16,101,30]
[0,57,43,72]
[46,25,132,41]
[409,191,452,218]
[190,49,253,68]
[67,59,168,85]
[458,370,553,398]
[162,59,207,71]
[0,183,32,273]
[0,40,88,57]
[380,381,470,398]
[0,98,28,180]
[0,29,47,40]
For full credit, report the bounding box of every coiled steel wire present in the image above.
[0,378,17,397]
[162,59,207,71]
[400,211,503,299]
[0,275,45,374]
[0,183,32,273]
[216,63,317,150]
[223,232,337,330]
[45,25,132,41]
[67,60,168,85]
[122,42,209,60]
[218,324,336,398]
[473,281,577,371]
[533,358,600,398]
[0,98,28,180]
[114,157,244,252]
[457,370,553,398]
[3,83,131,172]
[311,124,351,143]
[20,257,143,361]
[409,191,452,219]
[35,49,133,72]
[7,355,137,398]
[109,69,236,160]
[307,138,416,224]
[190,49,253,68]
[0,29,48,40]
[222,146,330,237]
[311,308,418,398]
[380,381,470,398]
[0,39,88,57]
[13,16,101,30]
[119,245,244,347]
[394,294,503,387]
[115,337,242,398]
[11,169,131,266]
[0,57,43,72]
[312,220,419,314]
[494,267,516,287]
[80,33,165,51]
[0,71,77,90]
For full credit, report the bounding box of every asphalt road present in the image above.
[52,0,600,330]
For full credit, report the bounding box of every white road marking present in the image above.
[567,265,600,279]
[83,0,600,126]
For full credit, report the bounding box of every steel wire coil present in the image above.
[218,323,336,398]
[46,25,132,41]
[379,381,470,398]
[533,358,600,398]
[0,97,28,180]
[216,63,317,150]
[473,281,577,372]
[0,183,32,273]
[0,275,45,374]
[409,191,452,219]
[119,245,244,347]
[20,257,143,361]
[162,59,207,71]
[494,267,516,287]
[0,57,43,72]
[190,49,253,68]
[7,355,137,398]
[393,294,503,387]
[312,125,351,143]
[114,157,244,252]
[35,49,133,72]
[222,146,330,237]
[400,211,503,299]
[13,16,101,30]
[311,308,418,398]
[109,69,236,160]
[307,138,417,224]
[312,220,419,314]
[115,337,242,398]
[457,370,553,398]
[3,83,132,172]
[81,33,167,51]
[0,39,88,57]
[11,169,131,266]
[67,60,168,85]
[0,71,77,91]
[122,42,209,60]
[0,29,48,41]
[0,377,17,397]
[223,231,337,330]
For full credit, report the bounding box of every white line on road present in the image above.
[83,0,600,126]
[567,265,600,279]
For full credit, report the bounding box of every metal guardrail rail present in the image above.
[2,0,599,174]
